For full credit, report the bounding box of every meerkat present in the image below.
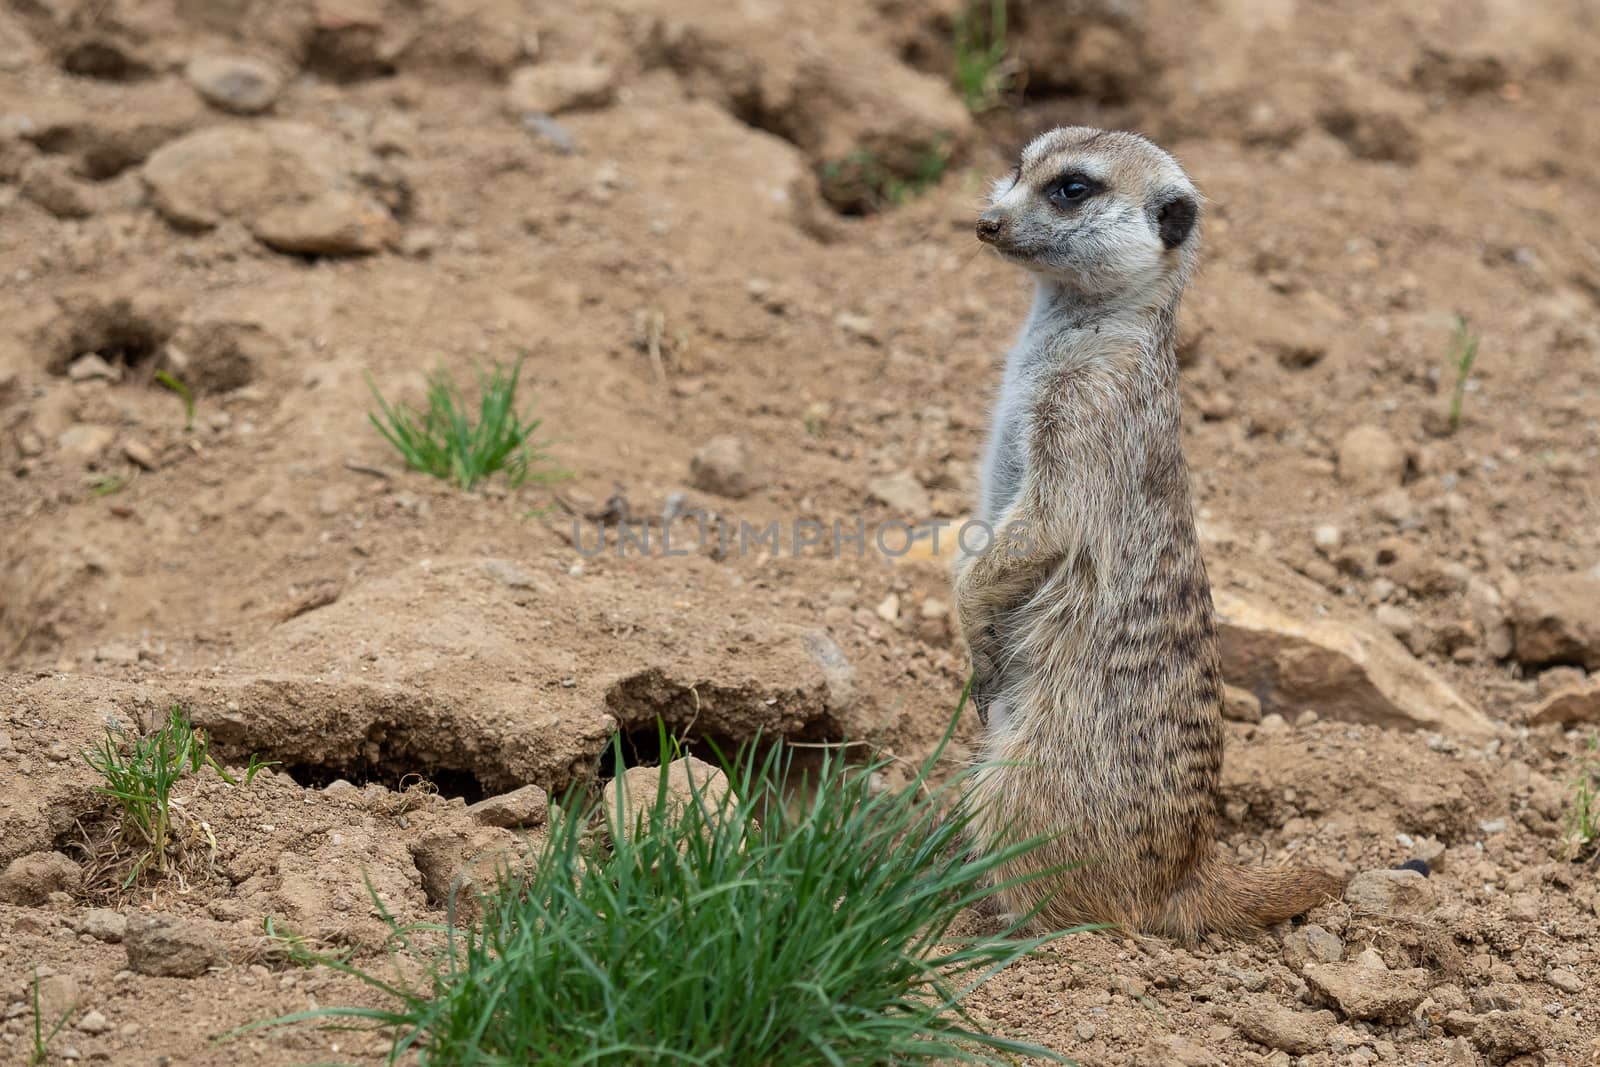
[954,127,1343,941]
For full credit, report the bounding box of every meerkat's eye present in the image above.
[1047,173,1101,206]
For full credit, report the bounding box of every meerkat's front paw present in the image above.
[965,627,1000,726]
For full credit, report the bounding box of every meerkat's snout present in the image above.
[975,210,1005,243]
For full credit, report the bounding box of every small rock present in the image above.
[1512,570,1600,669]
[866,470,931,516]
[1303,961,1430,1022]
[185,54,284,115]
[467,784,550,829]
[67,354,119,382]
[1312,525,1342,555]
[1214,589,1492,739]
[1234,1000,1336,1056]
[1136,1034,1221,1067]
[804,629,856,713]
[252,191,397,256]
[1221,685,1262,723]
[605,756,730,844]
[1336,425,1407,488]
[122,439,159,471]
[1075,1022,1096,1041]
[1353,946,1387,970]
[21,158,99,219]
[124,913,223,977]
[1527,679,1600,726]
[76,1009,112,1034]
[505,60,615,116]
[480,558,541,591]
[835,312,879,344]
[1345,868,1437,918]
[0,851,83,905]
[1547,968,1584,994]
[875,592,900,623]
[1469,1009,1561,1065]
[1283,923,1343,967]
[76,909,128,943]
[689,436,759,499]
[58,424,115,464]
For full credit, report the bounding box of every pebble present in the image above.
[1312,524,1342,554]
[1336,425,1407,488]
[76,1009,111,1034]
[185,54,284,115]
[689,436,759,499]
[1075,1022,1096,1040]
[1547,968,1584,994]
[505,60,616,116]
[865,470,930,517]
[122,439,159,471]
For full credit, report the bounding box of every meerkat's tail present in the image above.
[1160,862,1345,940]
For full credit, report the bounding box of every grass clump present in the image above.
[28,970,74,1067]
[1561,732,1598,862]
[367,357,559,492]
[154,368,196,431]
[252,724,1076,1065]
[81,706,274,886]
[1445,314,1481,432]
[819,137,953,215]
[953,0,1014,112]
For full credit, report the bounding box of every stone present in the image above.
[1345,868,1436,918]
[122,439,158,471]
[1469,1010,1562,1065]
[184,54,284,115]
[68,354,119,382]
[505,60,615,116]
[1234,1000,1337,1056]
[58,424,115,464]
[605,756,730,843]
[1526,680,1600,726]
[252,191,397,256]
[410,826,529,915]
[1512,570,1600,669]
[467,784,549,829]
[142,123,401,256]
[0,852,83,904]
[688,436,758,498]
[20,158,99,218]
[123,913,223,977]
[76,909,128,943]
[1282,924,1344,968]
[1135,1034,1221,1067]
[75,1009,112,1034]
[1214,589,1493,739]
[1336,425,1407,487]
[804,629,856,714]
[1303,961,1430,1023]
[866,470,931,516]
[1547,968,1584,994]
[1312,525,1342,555]
[1221,685,1262,723]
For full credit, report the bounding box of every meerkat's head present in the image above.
[977,127,1200,306]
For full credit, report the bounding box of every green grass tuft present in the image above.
[246,718,1081,1065]
[1445,315,1481,432]
[953,0,1014,113]
[29,970,75,1067]
[367,357,561,492]
[155,369,196,431]
[81,706,264,887]
[1562,733,1598,862]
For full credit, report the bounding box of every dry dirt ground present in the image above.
[3,0,1600,1063]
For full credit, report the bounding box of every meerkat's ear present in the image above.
[1153,192,1198,249]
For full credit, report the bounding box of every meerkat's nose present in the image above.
[976,211,1004,243]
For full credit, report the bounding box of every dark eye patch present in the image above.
[1046,172,1104,207]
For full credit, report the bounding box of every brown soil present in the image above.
[3,0,1598,1063]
